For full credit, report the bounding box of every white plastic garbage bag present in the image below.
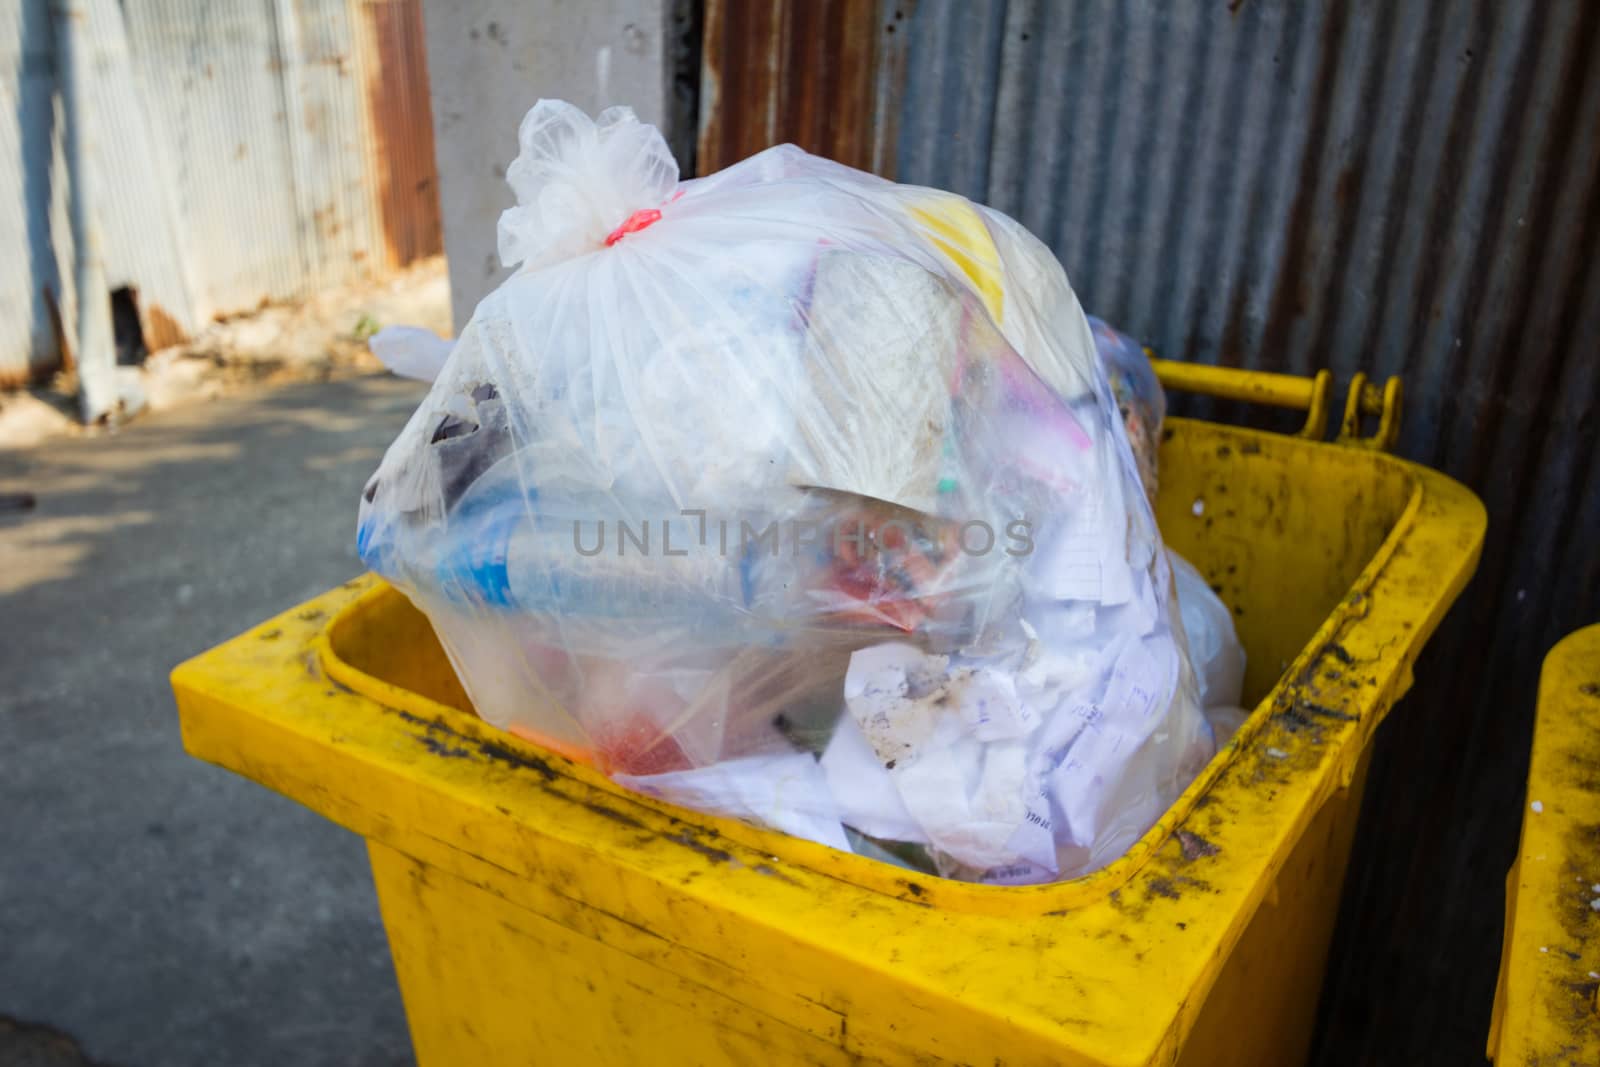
[1204,705,1250,747]
[1169,550,1247,710]
[1089,316,1165,502]
[358,99,1214,883]
[369,325,453,383]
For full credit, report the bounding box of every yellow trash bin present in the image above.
[1488,624,1600,1064]
[172,365,1483,1067]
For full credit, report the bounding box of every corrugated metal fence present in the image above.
[699,1,1600,1061]
[0,0,440,384]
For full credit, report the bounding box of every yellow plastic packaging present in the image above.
[1488,624,1600,1064]
[173,363,1483,1067]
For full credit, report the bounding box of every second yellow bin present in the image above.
[172,367,1484,1067]
[1488,624,1600,1064]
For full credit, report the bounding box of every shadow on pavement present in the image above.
[0,374,426,1067]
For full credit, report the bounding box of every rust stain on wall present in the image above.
[697,0,891,176]
[141,302,186,352]
[360,0,443,268]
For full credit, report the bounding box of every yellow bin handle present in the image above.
[1149,359,1403,452]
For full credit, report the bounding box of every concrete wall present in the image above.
[422,1,675,332]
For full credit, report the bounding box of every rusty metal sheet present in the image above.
[697,1,1600,1060]
[0,0,198,384]
[696,0,898,176]
[357,0,442,269]
[0,0,443,380]
[0,0,61,383]
[125,0,319,318]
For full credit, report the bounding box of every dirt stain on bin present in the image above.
[667,831,734,865]
[389,706,557,781]
[1176,830,1220,861]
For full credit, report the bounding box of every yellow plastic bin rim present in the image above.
[173,416,1484,1067]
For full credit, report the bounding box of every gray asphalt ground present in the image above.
[0,374,428,1067]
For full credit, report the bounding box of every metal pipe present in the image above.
[51,0,116,423]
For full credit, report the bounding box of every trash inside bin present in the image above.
[1487,624,1600,1064]
[356,100,1211,885]
[172,359,1483,1065]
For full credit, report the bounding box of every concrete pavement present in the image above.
[0,374,428,1067]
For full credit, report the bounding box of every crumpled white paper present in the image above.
[616,752,851,853]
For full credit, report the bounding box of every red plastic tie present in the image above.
[604,208,662,247]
